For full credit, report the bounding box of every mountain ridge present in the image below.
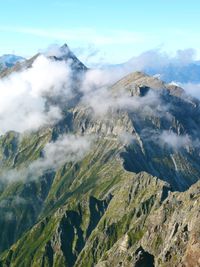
[0,45,199,267]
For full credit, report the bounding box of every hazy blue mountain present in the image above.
[105,51,200,84]
[0,54,25,71]
[139,61,200,83]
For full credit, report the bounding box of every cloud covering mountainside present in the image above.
[0,45,200,267]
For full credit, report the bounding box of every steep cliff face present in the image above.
[0,48,199,267]
[0,161,199,267]
[94,179,200,267]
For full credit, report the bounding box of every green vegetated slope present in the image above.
[0,50,200,267]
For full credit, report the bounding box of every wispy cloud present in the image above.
[0,26,147,46]
[2,134,94,183]
[181,83,200,100]
[159,131,191,150]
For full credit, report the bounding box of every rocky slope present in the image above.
[0,46,199,267]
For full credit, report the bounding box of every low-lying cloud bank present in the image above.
[32,134,93,174]
[0,55,72,134]
[1,46,200,134]
[81,86,162,117]
[159,131,191,150]
[181,83,200,100]
[0,49,164,134]
[2,134,93,183]
[0,45,200,185]
[140,128,200,153]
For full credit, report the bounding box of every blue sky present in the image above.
[0,0,200,64]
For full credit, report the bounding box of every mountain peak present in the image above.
[44,44,71,59]
[111,70,185,98]
[40,43,87,72]
[61,43,70,50]
[0,44,87,78]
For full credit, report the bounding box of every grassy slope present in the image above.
[0,130,199,266]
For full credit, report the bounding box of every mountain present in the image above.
[0,44,86,79]
[129,61,200,84]
[106,52,200,84]
[49,44,88,72]
[0,54,25,71]
[0,46,199,267]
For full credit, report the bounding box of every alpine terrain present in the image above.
[0,45,199,267]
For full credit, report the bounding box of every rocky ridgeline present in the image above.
[0,46,199,267]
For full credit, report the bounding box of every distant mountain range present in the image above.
[126,60,200,84]
[105,52,200,84]
[0,54,25,70]
[0,45,199,267]
[1,50,200,84]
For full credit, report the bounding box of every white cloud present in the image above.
[159,131,191,150]
[81,73,162,118]
[28,134,93,175]
[118,132,136,145]
[182,83,200,100]
[0,55,72,134]
[2,134,93,183]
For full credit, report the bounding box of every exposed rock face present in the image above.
[0,47,199,267]
[102,181,200,267]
